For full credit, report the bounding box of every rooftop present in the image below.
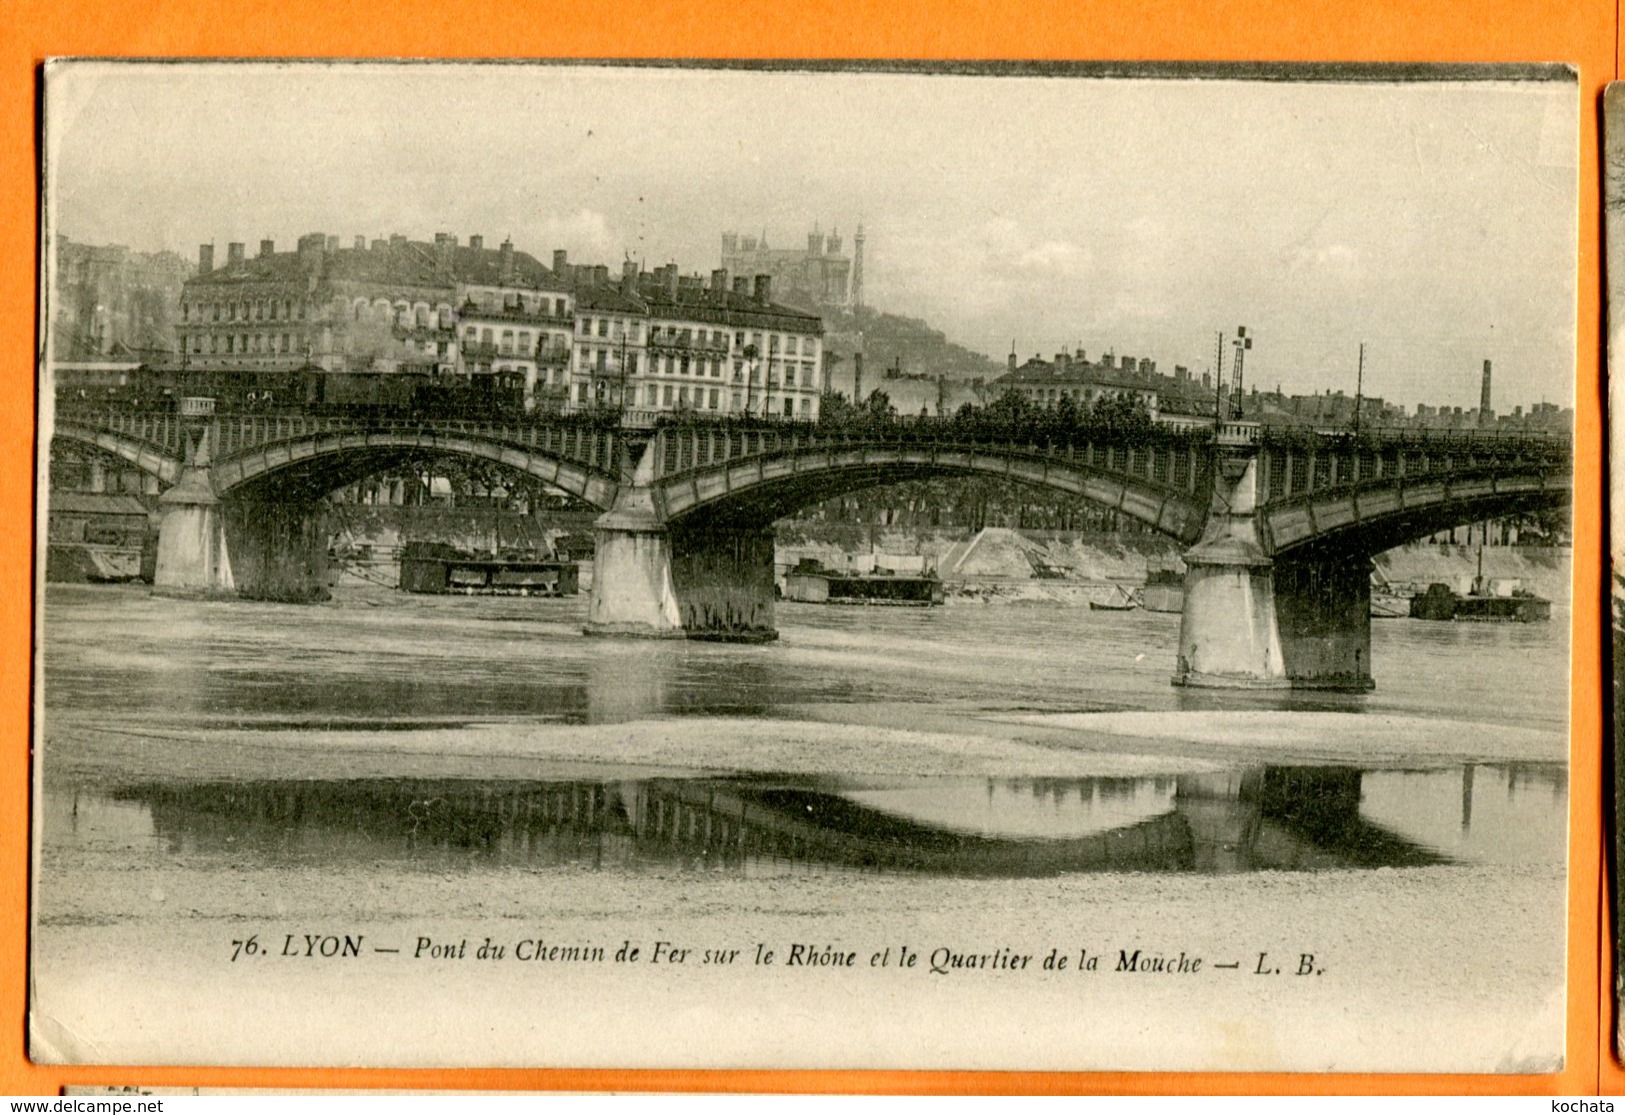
[996,360,1158,395]
[575,275,824,331]
[186,235,567,293]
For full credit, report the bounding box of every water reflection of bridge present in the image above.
[92,764,1568,877]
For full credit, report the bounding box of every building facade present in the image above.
[994,350,1165,421]
[176,232,576,409]
[570,264,825,420]
[178,234,454,375]
[449,235,574,409]
[171,230,822,420]
[52,237,193,361]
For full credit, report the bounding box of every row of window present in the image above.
[571,353,822,389]
[468,292,569,318]
[486,365,572,389]
[184,298,309,324]
[183,296,819,357]
[648,325,728,348]
[189,331,309,356]
[578,316,641,342]
[577,380,814,417]
[354,302,454,328]
[1023,387,1155,405]
[464,326,534,354]
[574,317,820,359]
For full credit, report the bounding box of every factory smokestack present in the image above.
[1479,359,1494,428]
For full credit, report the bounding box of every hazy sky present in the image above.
[45,62,1577,411]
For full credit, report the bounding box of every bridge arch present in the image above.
[646,437,1211,542]
[51,421,183,487]
[210,427,622,509]
[1261,471,1571,560]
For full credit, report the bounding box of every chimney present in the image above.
[470,234,484,251]
[325,235,339,251]
[198,243,214,274]
[500,238,515,283]
[621,259,639,295]
[371,239,385,251]
[259,238,275,258]
[711,268,729,304]
[354,235,365,250]
[1008,347,1017,374]
[226,242,245,266]
[389,233,407,248]
[664,264,679,300]
[753,274,772,304]
[808,231,822,255]
[854,352,864,404]
[1479,359,1494,427]
[593,264,610,287]
[733,276,750,296]
[435,232,455,271]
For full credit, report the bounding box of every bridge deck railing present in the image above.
[1255,435,1571,505]
[54,408,1569,502]
[647,424,1219,497]
[54,409,625,478]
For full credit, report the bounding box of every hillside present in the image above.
[819,305,1003,397]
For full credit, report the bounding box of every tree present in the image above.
[1086,392,1154,433]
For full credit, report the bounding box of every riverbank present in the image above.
[328,513,1570,608]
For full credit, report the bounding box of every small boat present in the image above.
[1369,570,1413,618]
[1090,585,1140,611]
[1370,592,1410,619]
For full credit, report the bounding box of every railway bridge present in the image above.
[51,408,1571,691]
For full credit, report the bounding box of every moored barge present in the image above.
[398,541,579,596]
[1407,552,1550,623]
[782,558,945,606]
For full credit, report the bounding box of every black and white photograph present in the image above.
[33,60,1577,1074]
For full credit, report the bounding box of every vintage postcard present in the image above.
[32,60,1577,1074]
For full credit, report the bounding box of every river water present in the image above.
[31,582,1573,1073]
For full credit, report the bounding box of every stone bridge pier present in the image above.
[152,428,333,602]
[584,438,776,642]
[1173,448,1372,691]
[584,485,777,642]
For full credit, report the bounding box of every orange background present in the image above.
[1,0,1613,1097]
